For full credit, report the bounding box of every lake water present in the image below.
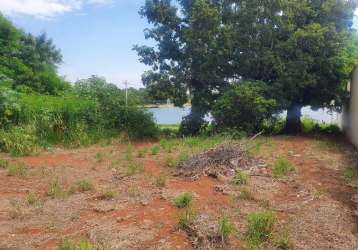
[148,106,341,125]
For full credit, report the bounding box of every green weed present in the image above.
[126,161,144,176]
[274,229,292,250]
[151,145,160,155]
[233,170,249,185]
[245,210,276,250]
[174,192,193,208]
[272,158,295,178]
[177,207,197,229]
[0,159,9,169]
[163,156,178,168]
[343,167,358,180]
[218,216,236,241]
[154,175,167,188]
[47,178,65,198]
[99,190,116,200]
[7,162,27,177]
[77,180,94,192]
[26,192,40,206]
[137,148,147,158]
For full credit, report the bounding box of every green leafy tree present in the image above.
[136,0,358,134]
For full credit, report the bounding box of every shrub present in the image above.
[233,170,249,185]
[218,216,236,241]
[246,211,276,250]
[77,180,94,192]
[212,81,279,134]
[174,192,193,208]
[0,126,38,156]
[7,162,27,177]
[272,158,295,178]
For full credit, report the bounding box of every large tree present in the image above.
[0,14,67,95]
[136,0,357,134]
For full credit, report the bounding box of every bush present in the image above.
[233,170,249,185]
[212,81,279,134]
[0,126,38,156]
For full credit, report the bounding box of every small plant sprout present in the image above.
[26,192,39,206]
[47,178,64,199]
[77,180,94,192]
[125,144,133,161]
[272,158,295,178]
[233,170,249,185]
[7,162,27,177]
[100,190,116,200]
[177,207,197,229]
[274,229,293,250]
[0,159,9,169]
[126,161,144,176]
[174,192,193,208]
[151,145,160,155]
[163,156,177,168]
[155,175,167,188]
[246,210,276,250]
[218,216,236,242]
[137,148,147,158]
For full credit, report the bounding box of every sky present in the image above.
[0,0,357,89]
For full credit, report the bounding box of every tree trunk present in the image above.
[285,104,302,134]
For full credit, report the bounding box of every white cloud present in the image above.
[0,0,112,18]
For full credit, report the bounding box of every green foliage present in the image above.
[7,162,27,177]
[26,192,40,206]
[213,81,279,133]
[137,148,147,158]
[301,116,341,135]
[151,145,160,155]
[0,126,38,156]
[272,158,295,178]
[233,170,249,185]
[0,159,9,169]
[218,216,236,240]
[174,192,193,208]
[246,211,276,250]
[136,0,358,134]
[163,156,178,168]
[77,180,94,192]
[59,239,94,250]
[343,167,358,180]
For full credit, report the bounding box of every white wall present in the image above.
[347,67,358,148]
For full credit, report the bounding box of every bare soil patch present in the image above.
[0,136,357,249]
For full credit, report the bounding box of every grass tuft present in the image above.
[274,229,293,250]
[0,159,9,169]
[151,145,160,155]
[77,180,94,192]
[174,192,193,208]
[245,210,276,250]
[272,158,295,178]
[177,206,196,229]
[154,175,167,188]
[7,162,27,177]
[218,216,236,241]
[233,170,249,185]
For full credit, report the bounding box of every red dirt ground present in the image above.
[0,136,358,249]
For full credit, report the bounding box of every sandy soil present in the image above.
[0,136,357,250]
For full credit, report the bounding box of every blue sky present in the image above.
[1,0,357,88]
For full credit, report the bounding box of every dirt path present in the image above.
[0,136,357,249]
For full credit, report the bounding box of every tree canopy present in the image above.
[0,14,68,95]
[135,0,358,134]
